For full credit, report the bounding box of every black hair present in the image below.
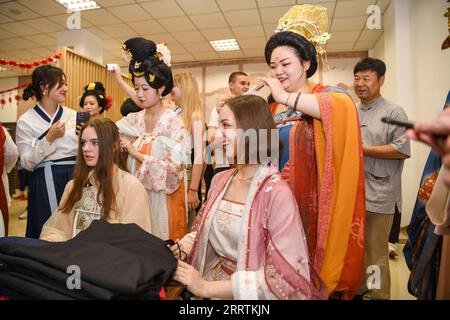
[264,31,318,78]
[79,82,108,114]
[228,71,248,84]
[23,65,66,101]
[120,98,141,116]
[353,57,386,79]
[124,37,173,96]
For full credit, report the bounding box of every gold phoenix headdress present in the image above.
[275,4,331,58]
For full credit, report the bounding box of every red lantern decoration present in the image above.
[33,61,40,67]
[0,98,5,105]
[15,94,21,101]
[9,61,17,66]
[8,96,12,103]
[0,59,6,65]
[48,57,54,62]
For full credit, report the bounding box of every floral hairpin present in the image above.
[156,43,171,67]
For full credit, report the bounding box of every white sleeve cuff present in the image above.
[37,137,56,157]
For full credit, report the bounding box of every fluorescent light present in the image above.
[210,39,240,52]
[55,0,100,12]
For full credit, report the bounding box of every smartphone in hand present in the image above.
[76,111,91,128]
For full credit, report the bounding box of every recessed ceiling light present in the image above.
[55,0,101,13]
[210,39,240,52]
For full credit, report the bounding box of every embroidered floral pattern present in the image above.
[125,109,190,193]
[350,216,364,248]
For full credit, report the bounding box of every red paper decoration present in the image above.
[0,52,61,71]
[0,83,30,95]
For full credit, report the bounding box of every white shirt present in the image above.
[16,104,78,172]
[2,126,19,206]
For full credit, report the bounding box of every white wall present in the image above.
[370,0,450,226]
[0,77,19,123]
[369,35,385,62]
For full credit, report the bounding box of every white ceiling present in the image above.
[0,0,390,72]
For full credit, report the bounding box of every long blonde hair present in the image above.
[173,72,204,132]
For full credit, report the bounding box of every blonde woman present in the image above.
[171,72,206,223]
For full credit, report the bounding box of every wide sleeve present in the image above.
[136,117,190,194]
[116,173,157,237]
[39,180,75,242]
[231,182,326,300]
[16,117,56,171]
[2,127,18,173]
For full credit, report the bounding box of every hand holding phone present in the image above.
[76,112,90,135]
[106,63,119,71]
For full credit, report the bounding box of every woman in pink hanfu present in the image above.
[171,95,327,300]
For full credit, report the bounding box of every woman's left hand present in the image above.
[173,260,208,297]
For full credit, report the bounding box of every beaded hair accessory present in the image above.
[275,5,331,63]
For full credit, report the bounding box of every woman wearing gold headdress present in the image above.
[257,5,365,299]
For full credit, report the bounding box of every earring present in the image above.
[42,91,46,96]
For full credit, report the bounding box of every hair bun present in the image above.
[122,37,157,63]
[22,84,35,101]
[84,81,105,94]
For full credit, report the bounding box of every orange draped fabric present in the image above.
[135,141,188,241]
[277,84,365,299]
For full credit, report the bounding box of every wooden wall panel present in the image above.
[60,47,132,122]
